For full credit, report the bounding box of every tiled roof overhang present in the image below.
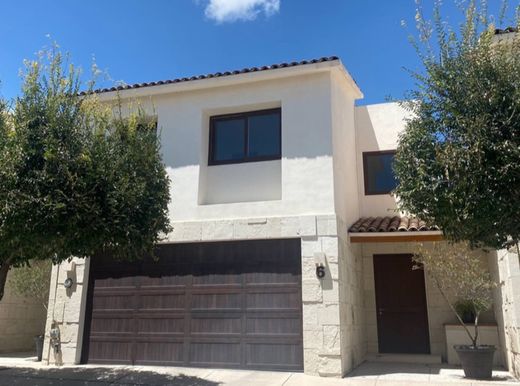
[80,56,350,96]
[348,216,443,243]
[495,27,518,35]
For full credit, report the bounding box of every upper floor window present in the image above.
[209,108,281,165]
[363,150,397,195]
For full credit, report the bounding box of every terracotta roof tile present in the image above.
[495,27,518,35]
[80,56,340,96]
[349,216,439,233]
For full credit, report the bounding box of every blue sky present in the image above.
[0,1,517,105]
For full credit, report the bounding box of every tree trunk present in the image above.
[473,312,480,347]
[0,259,12,302]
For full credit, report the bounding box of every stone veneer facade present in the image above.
[43,214,355,377]
[491,247,520,378]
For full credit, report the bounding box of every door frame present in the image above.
[373,253,431,354]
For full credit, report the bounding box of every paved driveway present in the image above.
[0,361,518,386]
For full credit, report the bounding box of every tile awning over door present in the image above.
[348,216,443,243]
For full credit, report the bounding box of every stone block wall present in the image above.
[338,218,365,375]
[490,247,520,378]
[42,214,348,377]
[0,274,48,353]
[43,258,88,365]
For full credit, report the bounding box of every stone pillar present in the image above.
[337,220,365,375]
[301,215,343,377]
[491,247,520,378]
[42,258,88,365]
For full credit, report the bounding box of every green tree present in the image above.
[7,260,52,312]
[394,0,520,249]
[413,242,497,347]
[0,47,171,301]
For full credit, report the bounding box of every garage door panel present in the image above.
[244,271,300,284]
[192,268,242,286]
[191,292,242,311]
[90,316,134,335]
[191,316,242,335]
[92,294,135,311]
[137,275,189,288]
[92,275,135,289]
[247,292,300,310]
[246,316,302,336]
[189,342,241,366]
[134,342,185,365]
[137,317,185,335]
[138,293,186,311]
[83,239,303,371]
[88,340,133,364]
[247,343,303,369]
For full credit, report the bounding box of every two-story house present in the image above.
[41,53,520,378]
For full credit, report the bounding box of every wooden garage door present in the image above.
[81,239,303,371]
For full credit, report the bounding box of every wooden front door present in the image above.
[373,254,430,354]
[81,239,303,371]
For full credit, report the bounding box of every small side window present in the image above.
[363,151,397,195]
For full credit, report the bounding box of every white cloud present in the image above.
[204,0,280,23]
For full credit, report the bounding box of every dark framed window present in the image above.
[208,108,281,165]
[363,150,397,195]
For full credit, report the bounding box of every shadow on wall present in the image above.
[0,366,221,385]
[354,106,379,151]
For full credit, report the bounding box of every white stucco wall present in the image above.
[354,102,410,217]
[330,71,365,374]
[144,72,337,222]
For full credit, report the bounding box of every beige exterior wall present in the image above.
[0,274,48,353]
[490,247,520,377]
[354,102,410,218]
[361,241,497,362]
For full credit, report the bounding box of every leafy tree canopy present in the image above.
[395,0,520,249]
[0,46,171,300]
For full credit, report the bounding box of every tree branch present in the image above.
[433,274,476,344]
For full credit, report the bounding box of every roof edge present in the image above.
[91,56,363,101]
[89,56,359,100]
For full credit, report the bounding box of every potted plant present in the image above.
[8,260,52,361]
[413,242,498,379]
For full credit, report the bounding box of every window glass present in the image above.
[213,118,245,162]
[364,152,397,194]
[247,113,280,158]
[209,109,281,165]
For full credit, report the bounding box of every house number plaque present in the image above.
[314,252,326,279]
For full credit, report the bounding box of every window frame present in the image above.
[208,108,282,166]
[362,150,397,195]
